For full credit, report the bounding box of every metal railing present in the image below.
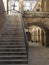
[20,13,29,63]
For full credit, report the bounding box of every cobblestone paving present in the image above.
[28,45,49,65]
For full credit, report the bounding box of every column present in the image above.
[46,0,49,12]
[41,0,44,11]
[19,0,24,12]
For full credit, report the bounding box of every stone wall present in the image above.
[46,0,49,12]
[0,0,6,31]
[41,0,49,12]
[23,17,49,46]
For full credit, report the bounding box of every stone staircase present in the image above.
[0,14,28,65]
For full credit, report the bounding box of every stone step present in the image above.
[0,52,27,57]
[0,54,27,57]
[3,24,22,26]
[0,57,27,60]
[0,38,24,40]
[0,46,25,48]
[2,27,22,30]
[1,35,23,37]
[0,40,25,42]
[1,32,23,34]
[0,45,25,47]
[0,51,26,53]
[0,46,25,49]
[0,47,26,50]
[0,59,27,64]
[2,29,23,31]
[1,34,23,36]
[2,27,23,30]
[4,24,22,26]
[9,37,24,38]
[0,49,26,52]
[0,59,27,61]
[5,23,21,25]
[0,15,28,64]
[3,64,28,65]
[0,34,24,37]
[0,36,24,38]
[2,28,23,30]
[0,42,25,45]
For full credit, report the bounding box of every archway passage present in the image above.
[26,22,48,31]
[26,22,49,47]
[25,26,46,46]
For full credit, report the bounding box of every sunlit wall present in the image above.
[2,0,7,11]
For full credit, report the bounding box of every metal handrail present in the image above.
[20,14,29,63]
[17,11,29,63]
[14,10,29,62]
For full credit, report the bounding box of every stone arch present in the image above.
[26,22,48,31]
[26,22,49,46]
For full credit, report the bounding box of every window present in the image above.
[24,1,30,11]
[10,0,19,11]
[32,1,37,10]
[24,0,37,11]
[8,0,19,14]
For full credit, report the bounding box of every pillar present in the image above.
[41,0,45,11]
[46,0,49,12]
[19,0,24,12]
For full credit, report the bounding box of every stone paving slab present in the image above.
[28,46,49,65]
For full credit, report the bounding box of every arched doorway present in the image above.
[25,25,46,46]
[25,21,49,47]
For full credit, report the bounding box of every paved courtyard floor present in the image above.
[28,43,49,65]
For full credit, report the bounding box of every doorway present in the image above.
[25,26,46,46]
